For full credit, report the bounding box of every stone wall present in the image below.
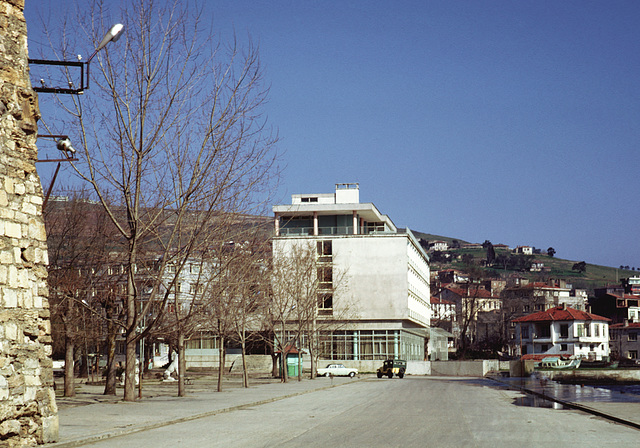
[0,0,58,445]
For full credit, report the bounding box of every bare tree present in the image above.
[40,0,279,401]
[44,191,117,396]
[227,237,271,388]
[268,240,350,381]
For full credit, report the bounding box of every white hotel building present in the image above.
[273,183,431,361]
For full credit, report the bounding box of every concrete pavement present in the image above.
[46,372,640,447]
[48,372,358,447]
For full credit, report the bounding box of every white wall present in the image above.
[333,235,409,320]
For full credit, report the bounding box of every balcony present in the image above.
[279,225,388,236]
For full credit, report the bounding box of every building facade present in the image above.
[502,281,587,348]
[610,320,640,360]
[514,305,610,360]
[273,183,430,361]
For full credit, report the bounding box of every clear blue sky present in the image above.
[25,1,640,268]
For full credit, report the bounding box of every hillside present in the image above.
[414,232,635,294]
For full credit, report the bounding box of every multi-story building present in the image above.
[514,305,610,360]
[272,183,430,361]
[628,276,640,295]
[610,319,640,360]
[502,281,587,347]
[590,292,640,326]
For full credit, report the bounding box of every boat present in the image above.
[539,358,581,369]
[523,355,581,370]
[578,359,619,369]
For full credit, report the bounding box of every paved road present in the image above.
[77,376,639,448]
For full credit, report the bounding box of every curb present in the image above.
[47,377,365,447]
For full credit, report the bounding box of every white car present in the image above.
[317,363,358,377]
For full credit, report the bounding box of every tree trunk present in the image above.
[177,332,186,397]
[103,320,117,395]
[281,348,288,383]
[124,248,138,402]
[217,337,225,392]
[78,346,88,379]
[64,337,75,397]
[271,352,278,378]
[310,316,318,379]
[124,332,137,401]
[241,337,248,388]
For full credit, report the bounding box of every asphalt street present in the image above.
[61,376,640,448]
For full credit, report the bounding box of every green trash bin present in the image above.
[287,354,299,377]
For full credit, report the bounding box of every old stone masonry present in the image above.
[0,0,59,446]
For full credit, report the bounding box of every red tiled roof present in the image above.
[610,322,640,328]
[513,306,610,323]
[431,296,454,305]
[606,293,638,300]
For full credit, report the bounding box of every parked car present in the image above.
[317,363,358,377]
[376,359,406,378]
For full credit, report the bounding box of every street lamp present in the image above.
[29,23,124,94]
[83,24,124,91]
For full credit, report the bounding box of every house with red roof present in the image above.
[501,280,587,349]
[513,304,610,360]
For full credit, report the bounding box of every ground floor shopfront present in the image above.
[318,329,426,361]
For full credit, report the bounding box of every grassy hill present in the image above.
[416,233,635,294]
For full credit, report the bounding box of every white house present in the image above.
[514,246,533,255]
[514,304,610,360]
[273,183,431,361]
[429,240,449,251]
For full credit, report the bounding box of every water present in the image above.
[514,394,567,409]
[489,374,640,405]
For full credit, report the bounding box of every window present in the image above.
[521,326,529,339]
[523,305,530,313]
[536,324,551,338]
[167,264,176,274]
[559,324,569,339]
[629,350,638,360]
[190,284,204,295]
[584,324,591,337]
[317,266,332,289]
[611,332,617,341]
[534,304,544,311]
[190,264,200,274]
[629,332,638,342]
[317,240,332,262]
[318,293,333,311]
[301,197,318,203]
[594,324,600,337]
[560,344,568,351]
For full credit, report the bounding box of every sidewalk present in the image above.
[48,372,358,447]
[48,373,640,446]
